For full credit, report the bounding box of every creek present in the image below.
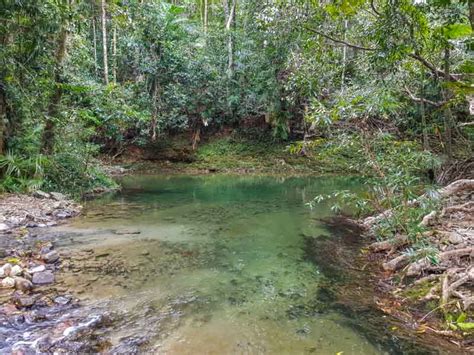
[2,175,440,353]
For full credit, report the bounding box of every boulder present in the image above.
[32,271,55,285]
[15,277,33,292]
[33,190,50,199]
[42,250,60,263]
[1,277,16,288]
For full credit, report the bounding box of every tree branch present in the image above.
[408,53,458,82]
[370,0,382,17]
[305,27,376,51]
[404,86,449,108]
[306,27,459,82]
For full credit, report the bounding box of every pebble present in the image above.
[43,250,60,263]
[32,271,55,285]
[1,276,16,288]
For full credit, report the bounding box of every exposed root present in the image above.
[369,235,408,252]
[420,210,438,227]
[407,248,473,277]
[365,179,474,340]
[439,179,474,198]
[383,254,410,272]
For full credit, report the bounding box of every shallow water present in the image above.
[43,175,411,353]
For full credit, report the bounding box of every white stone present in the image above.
[1,263,12,276]
[0,223,9,231]
[28,265,46,274]
[1,277,15,288]
[10,265,23,277]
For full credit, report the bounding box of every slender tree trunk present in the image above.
[225,0,236,80]
[420,93,429,151]
[443,46,453,162]
[150,79,159,141]
[41,27,68,154]
[0,31,11,155]
[469,2,474,30]
[101,0,109,85]
[204,0,208,33]
[341,20,348,92]
[92,17,98,78]
[0,83,7,155]
[112,24,117,84]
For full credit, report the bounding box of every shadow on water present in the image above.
[303,216,455,355]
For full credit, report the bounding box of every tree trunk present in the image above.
[112,24,117,84]
[150,79,159,141]
[0,31,11,155]
[443,46,453,162]
[101,0,109,85]
[225,0,236,80]
[0,83,7,155]
[420,72,430,151]
[41,27,68,154]
[92,17,98,78]
[470,2,474,31]
[341,19,348,92]
[204,0,208,33]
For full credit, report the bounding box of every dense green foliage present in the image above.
[0,0,472,194]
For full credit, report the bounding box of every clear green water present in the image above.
[56,175,388,354]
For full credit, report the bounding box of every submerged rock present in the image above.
[43,250,60,263]
[54,295,72,305]
[32,271,55,285]
[13,293,36,308]
[115,229,141,235]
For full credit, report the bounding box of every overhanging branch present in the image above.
[305,27,376,51]
[404,86,449,108]
[306,27,459,82]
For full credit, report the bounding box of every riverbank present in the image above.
[113,135,362,176]
[0,192,84,352]
[361,179,474,351]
